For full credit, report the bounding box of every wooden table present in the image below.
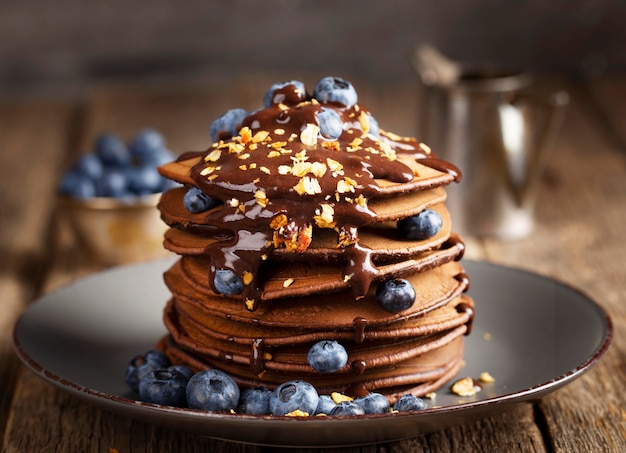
[1,73,625,452]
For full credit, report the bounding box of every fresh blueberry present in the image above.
[269,380,319,416]
[307,340,348,373]
[354,392,390,414]
[366,113,380,137]
[329,401,365,416]
[375,278,416,313]
[263,80,307,108]
[213,269,244,295]
[186,369,240,412]
[129,128,166,160]
[168,364,194,381]
[135,145,175,168]
[313,76,358,107]
[125,349,171,393]
[317,108,343,140]
[95,167,129,197]
[74,154,104,180]
[95,133,130,167]
[127,165,164,195]
[138,368,189,407]
[209,108,248,142]
[59,170,97,199]
[183,187,218,213]
[397,208,443,240]
[314,394,337,415]
[392,394,427,412]
[237,386,272,415]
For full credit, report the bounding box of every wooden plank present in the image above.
[480,79,626,452]
[0,100,77,448]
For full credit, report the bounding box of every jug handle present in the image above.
[498,90,569,207]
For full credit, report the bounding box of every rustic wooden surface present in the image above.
[1,73,625,452]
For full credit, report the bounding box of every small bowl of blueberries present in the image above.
[58,128,178,265]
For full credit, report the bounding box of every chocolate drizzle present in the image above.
[455,302,475,336]
[353,316,368,343]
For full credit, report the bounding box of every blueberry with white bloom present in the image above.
[125,349,171,393]
[128,164,164,195]
[329,401,365,416]
[393,394,427,412]
[314,394,337,415]
[317,108,343,140]
[59,171,97,199]
[96,167,129,197]
[139,368,189,407]
[168,364,194,381]
[263,80,307,108]
[74,154,104,180]
[269,380,319,416]
[313,76,358,107]
[237,386,272,414]
[354,392,390,414]
[366,112,380,137]
[95,133,130,167]
[376,278,416,313]
[183,187,218,213]
[213,269,244,295]
[186,369,240,412]
[209,108,248,142]
[397,208,443,240]
[307,340,348,373]
[129,128,166,160]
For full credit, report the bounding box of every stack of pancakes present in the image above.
[156,81,473,403]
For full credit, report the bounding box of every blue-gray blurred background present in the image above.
[1,0,624,97]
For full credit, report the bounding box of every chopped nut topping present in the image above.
[239,126,252,144]
[419,142,432,154]
[331,392,353,404]
[300,123,320,147]
[259,166,271,174]
[321,140,341,151]
[254,189,268,207]
[294,176,322,196]
[205,149,222,162]
[451,377,478,396]
[267,150,281,158]
[228,198,240,208]
[282,278,294,288]
[245,299,256,311]
[336,177,357,194]
[274,128,286,135]
[358,110,369,133]
[252,130,270,143]
[479,372,495,383]
[425,392,437,400]
[270,214,288,230]
[285,410,309,417]
[313,203,335,228]
[327,158,344,176]
[243,271,254,286]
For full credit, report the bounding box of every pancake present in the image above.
[155,77,474,404]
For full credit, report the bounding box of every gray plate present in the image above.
[12,258,613,448]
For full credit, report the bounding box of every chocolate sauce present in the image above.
[351,360,367,375]
[250,338,265,375]
[454,272,471,292]
[455,302,475,336]
[179,84,463,308]
[353,316,368,343]
[444,234,466,261]
[417,157,462,183]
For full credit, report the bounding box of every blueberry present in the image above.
[263,80,307,108]
[183,187,218,213]
[129,128,166,159]
[269,380,319,416]
[127,165,164,195]
[354,392,390,414]
[135,145,175,168]
[307,340,348,373]
[313,76,358,107]
[375,278,416,313]
[186,369,240,412]
[392,394,427,412]
[209,108,248,142]
[169,364,194,380]
[317,108,343,140]
[213,269,244,295]
[95,167,129,198]
[95,134,130,167]
[59,170,97,199]
[74,154,104,180]
[138,368,189,407]
[329,401,365,416]
[125,349,170,393]
[237,386,272,415]
[397,208,443,240]
[314,394,337,415]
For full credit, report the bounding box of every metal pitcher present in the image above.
[412,48,569,239]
